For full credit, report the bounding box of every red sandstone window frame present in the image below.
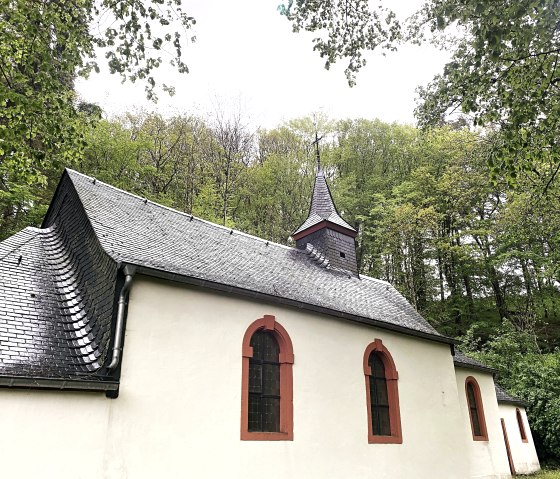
[516,408,528,443]
[241,315,294,441]
[363,339,402,444]
[465,376,488,441]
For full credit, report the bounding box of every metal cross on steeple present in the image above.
[312,131,324,174]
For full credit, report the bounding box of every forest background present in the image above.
[1,0,560,467]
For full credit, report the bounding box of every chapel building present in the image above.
[0,167,540,478]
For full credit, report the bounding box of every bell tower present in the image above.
[292,138,358,274]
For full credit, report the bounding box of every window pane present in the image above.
[368,353,392,436]
[467,382,482,436]
[248,393,262,431]
[517,410,526,439]
[263,363,280,396]
[378,406,391,436]
[471,408,481,436]
[369,354,386,378]
[250,331,264,359]
[262,334,280,362]
[467,383,476,406]
[371,405,391,436]
[375,378,389,406]
[248,363,262,393]
[262,397,280,432]
[248,330,281,433]
[371,408,380,434]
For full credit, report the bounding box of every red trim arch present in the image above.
[516,408,528,443]
[465,376,488,441]
[363,339,402,444]
[241,315,294,441]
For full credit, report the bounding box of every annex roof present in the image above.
[0,210,118,388]
[495,384,527,407]
[453,350,497,373]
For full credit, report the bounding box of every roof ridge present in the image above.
[65,169,294,252]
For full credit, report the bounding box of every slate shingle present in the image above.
[453,350,496,373]
[0,183,117,380]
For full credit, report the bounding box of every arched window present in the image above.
[241,315,294,440]
[363,339,402,444]
[516,408,528,442]
[465,377,488,441]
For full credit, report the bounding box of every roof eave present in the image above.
[292,219,358,241]
[453,361,498,374]
[128,262,455,346]
[0,375,119,392]
[498,398,528,407]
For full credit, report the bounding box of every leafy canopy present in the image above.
[413,0,560,181]
[279,0,400,86]
[0,0,195,235]
[280,1,560,182]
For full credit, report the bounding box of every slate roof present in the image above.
[60,169,444,337]
[495,384,527,407]
[453,350,497,373]
[0,168,452,386]
[0,184,118,386]
[293,168,356,235]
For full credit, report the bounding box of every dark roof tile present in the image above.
[0,168,451,383]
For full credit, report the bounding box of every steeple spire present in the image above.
[292,155,358,274]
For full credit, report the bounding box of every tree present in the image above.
[204,108,255,226]
[237,125,315,243]
[279,0,400,86]
[279,1,560,183]
[0,0,195,238]
[413,0,560,183]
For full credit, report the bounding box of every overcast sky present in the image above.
[75,0,450,128]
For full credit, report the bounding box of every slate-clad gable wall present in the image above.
[296,228,358,274]
[43,184,118,372]
[0,174,118,378]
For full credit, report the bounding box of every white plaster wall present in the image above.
[454,368,512,479]
[498,403,540,474]
[0,275,486,478]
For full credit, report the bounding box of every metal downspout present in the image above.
[107,265,136,370]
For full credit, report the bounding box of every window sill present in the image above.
[472,435,489,441]
[368,435,402,444]
[241,431,293,441]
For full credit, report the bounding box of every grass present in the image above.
[524,470,560,478]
